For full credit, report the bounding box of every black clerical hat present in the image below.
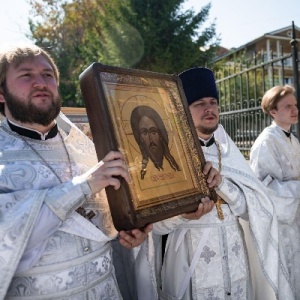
[179,67,219,105]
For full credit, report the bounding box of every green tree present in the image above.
[28,0,134,106]
[28,0,219,105]
[127,0,219,73]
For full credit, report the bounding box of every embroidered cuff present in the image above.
[214,177,235,204]
[73,176,92,197]
[45,179,92,221]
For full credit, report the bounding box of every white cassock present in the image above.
[250,123,300,299]
[152,125,294,300]
[0,113,123,299]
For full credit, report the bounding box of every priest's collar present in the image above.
[272,120,291,138]
[7,119,58,140]
[199,135,215,147]
[282,130,291,138]
[274,124,291,138]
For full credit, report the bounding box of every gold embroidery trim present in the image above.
[215,140,225,220]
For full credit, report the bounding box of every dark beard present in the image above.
[196,123,219,136]
[3,86,61,126]
[145,141,164,169]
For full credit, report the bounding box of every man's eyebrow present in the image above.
[16,67,54,73]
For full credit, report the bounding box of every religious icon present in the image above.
[130,105,180,180]
[79,63,216,230]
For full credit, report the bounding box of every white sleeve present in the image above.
[216,177,248,220]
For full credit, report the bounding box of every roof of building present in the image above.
[213,23,300,63]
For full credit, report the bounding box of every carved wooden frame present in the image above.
[79,63,216,230]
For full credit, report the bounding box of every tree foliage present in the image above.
[126,0,219,73]
[28,0,219,106]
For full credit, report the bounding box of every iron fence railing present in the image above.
[213,26,299,159]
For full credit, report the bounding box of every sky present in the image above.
[0,0,300,50]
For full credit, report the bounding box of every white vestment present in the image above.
[0,113,123,299]
[153,125,293,300]
[250,123,300,299]
[112,232,160,300]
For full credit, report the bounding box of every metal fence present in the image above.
[214,28,299,159]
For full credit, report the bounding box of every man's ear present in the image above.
[269,109,276,118]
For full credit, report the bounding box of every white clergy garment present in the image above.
[153,124,293,300]
[250,123,300,299]
[0,113,122,299]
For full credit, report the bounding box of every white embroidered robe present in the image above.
[0,113,122,299]
[250,123,300,299]
[153,125,293,300]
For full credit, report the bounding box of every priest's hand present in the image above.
[118,224,153,249]
[203,161,222,188]
[182,197,214,220]
[84,151,130,194]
